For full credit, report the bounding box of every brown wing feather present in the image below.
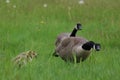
[56,37,88,62]
[55,33,70,46]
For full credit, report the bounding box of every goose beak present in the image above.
[77,23,82,30]
[95,44,101,51]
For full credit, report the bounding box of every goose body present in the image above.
[55,37,100,63]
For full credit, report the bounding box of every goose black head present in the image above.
[76,23,82,30]
[82,41,95,50]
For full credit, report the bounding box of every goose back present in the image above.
[55,33,70,47]
[55,37,90,62]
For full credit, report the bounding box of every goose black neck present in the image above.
[70,28,77,37]
[82,41,95,50]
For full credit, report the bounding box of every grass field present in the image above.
[0,0,120,80]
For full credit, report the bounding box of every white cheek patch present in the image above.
[93,45,96,50]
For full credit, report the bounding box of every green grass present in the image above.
[0,0,120,80]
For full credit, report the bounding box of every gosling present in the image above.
[12,50,37,67]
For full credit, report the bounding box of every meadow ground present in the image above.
[0,0,120,80]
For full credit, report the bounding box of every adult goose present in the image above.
[54,37,101,63]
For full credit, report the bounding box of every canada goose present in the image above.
[54,37,101,63]
[55,23,82,47]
